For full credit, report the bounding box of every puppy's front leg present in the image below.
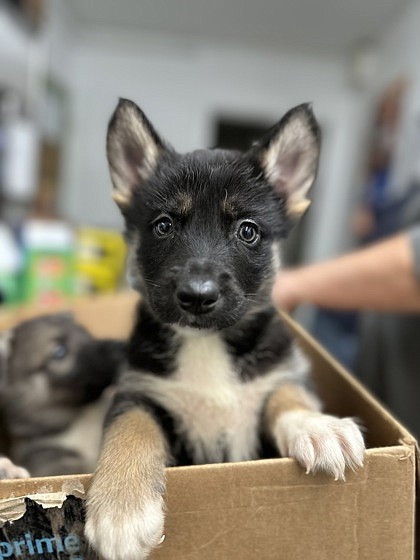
[265,384,365,480]
[85,407,167,560]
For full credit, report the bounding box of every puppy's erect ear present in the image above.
[107,99,166,207]
[255,104,321,220]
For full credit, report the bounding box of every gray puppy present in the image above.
[0,314,124,478]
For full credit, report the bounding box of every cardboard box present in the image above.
[0,293,417,559]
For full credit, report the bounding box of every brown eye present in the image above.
[237,221,260,245]
[154,216,173,238]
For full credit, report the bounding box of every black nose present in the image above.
[176,279,220,315]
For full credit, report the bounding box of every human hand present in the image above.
[271,270,301,313]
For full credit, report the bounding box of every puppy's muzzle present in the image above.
[174,259,224,316]
[176,278,220,315]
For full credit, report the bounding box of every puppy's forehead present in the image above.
[7,317,90,379]
[14,316,70,345]
[179,149,242,188]
[11,316,87,360]
[160,149,255,208]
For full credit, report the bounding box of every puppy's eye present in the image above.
[237,221,260,245]
[154,216,173,238]
[51,343,67,360]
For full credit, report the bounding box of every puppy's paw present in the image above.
[274,411,365,480]
[85,491,165,560]
[0,457,30,479]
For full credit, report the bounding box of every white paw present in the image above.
[0,457,30,479]
[274,411,365,480]
[85,496,165,560]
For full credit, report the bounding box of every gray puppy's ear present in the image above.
[107,99,167,208]
[254,103,321,220]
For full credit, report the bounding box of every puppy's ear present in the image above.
[255,104,321,220]
[107,99,166,208]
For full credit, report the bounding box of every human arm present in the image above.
[272,228,420,313]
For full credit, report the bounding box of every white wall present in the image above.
[60,27,367,262]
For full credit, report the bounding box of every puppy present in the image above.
[0,314,124,477]
[86,99,365,560]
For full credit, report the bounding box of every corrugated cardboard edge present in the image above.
[0,475,90,526]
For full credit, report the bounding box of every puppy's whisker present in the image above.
[144,278,163,289]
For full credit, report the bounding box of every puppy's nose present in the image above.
[176,279,220,314]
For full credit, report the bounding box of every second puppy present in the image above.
[0,314,124,477]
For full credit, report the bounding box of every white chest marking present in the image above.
[48,392,111,471]
[131,331,308,464]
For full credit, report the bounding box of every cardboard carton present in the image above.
[0,293,417,559]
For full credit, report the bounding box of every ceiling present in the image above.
[65,0,413,55]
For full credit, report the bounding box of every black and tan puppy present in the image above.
[86,99,365,560]
[0,314,124,477]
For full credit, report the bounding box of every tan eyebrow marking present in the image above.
[222,195,238,217]
[176,193,193,216]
